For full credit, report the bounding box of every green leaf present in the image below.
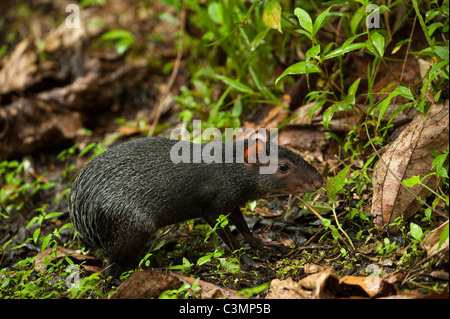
[368,32,385,57]
[218,258,240,274]
[100,30,134,55]
[308,201,332,213]
[207,2,224,24]
[433,46,449,61]
[33,228,40,244]
[100,29,134,41]
[275,61,321,85]
[327,165,351,201]
[438,223,449,252]
[294,7,313,34]
[322,218,331,227]
[215,75,254,94]
[263,0,282,33]
[305,45,320,60]
[313,6,334,36]
[348,78,361,97]
[402,175,421,187]
[323,42,367,60]
[410,222,424,242]
[44,212,63,220]
[377,86,414,128]
[350,5,366,35]
[197,254,213,266]
[41,233,53,251]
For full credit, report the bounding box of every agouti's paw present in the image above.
[246,235,263,250]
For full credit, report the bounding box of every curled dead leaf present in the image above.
[340,275,396,298]
[111,270,181,299]
[0,38,38,93]
[421,220,449,261]
[371,101,449,232]
[266,270,339,299]
[35,246,101,273]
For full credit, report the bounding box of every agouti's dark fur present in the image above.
[69,137,322,277]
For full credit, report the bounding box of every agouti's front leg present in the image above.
[228,209,262,250]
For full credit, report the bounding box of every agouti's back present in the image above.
[69,137,322,277]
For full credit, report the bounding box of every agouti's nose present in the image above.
[313,175,323,189]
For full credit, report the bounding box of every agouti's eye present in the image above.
[279,163,289,172]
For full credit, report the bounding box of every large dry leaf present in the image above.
[111,270,181,299]
[421,220,449,261]
[371,101,449,232]
[0,38,38,92]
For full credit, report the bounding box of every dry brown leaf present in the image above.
[421,220,449,261]
[111,270,181,299]
[172,273,241,299]
[371,101,449,232]
[304,262,334,274]
[35,246,101,273]
[340,275,396,298]
[266,270,339,299]
[0,38,38,93]
[266,277,311,299]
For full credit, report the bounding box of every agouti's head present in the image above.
[244,138,323,194]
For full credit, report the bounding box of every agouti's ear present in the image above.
[244,139,266,165]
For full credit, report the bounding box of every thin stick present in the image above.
[148,6,187,137]
[295,194,354,251]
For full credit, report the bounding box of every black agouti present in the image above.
[69,136,323,277]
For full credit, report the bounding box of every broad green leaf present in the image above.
[263,0,282,33]
[275,61,321,85]
[308,201,333,213]
[219,258,240,274]
[368,32,385,57]
[208,2,224,24]
[33,228,40,244]
[306,45,320,59]
[41,233,53,252]
[294,7,313,34]
[402,175,421,187]
[313,5,334,36]
[393,85,414,100]
[410,222,424,242]
[197,254,212,266]
[433,46,449,61]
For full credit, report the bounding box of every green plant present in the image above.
[0,160,56,218]
[158,278,201,299]
[100,29,135,55]
[170,257,194,274]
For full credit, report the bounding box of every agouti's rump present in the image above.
[69,137,322,277]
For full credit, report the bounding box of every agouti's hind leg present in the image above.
[103,232,150,278]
